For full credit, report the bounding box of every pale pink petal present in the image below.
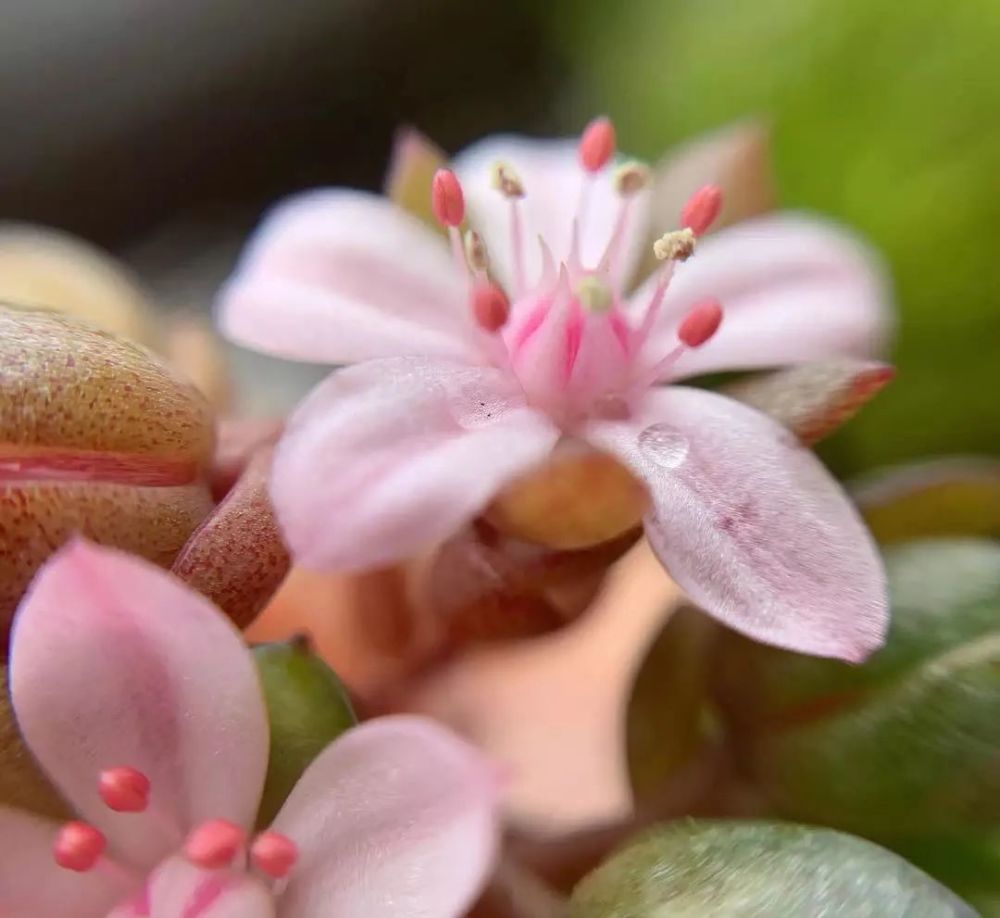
[628,214,892,378]
[271,357,560,571]
[270,716,500,918]
[0,806,134,918]
[218,190,478,364]
[583,386,888,661]
[148,858,274,918]
[10,542,269,869]
[452,135,651,292]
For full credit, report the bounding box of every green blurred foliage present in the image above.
[540,0,1000,474]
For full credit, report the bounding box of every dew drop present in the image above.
[638,423,689,469]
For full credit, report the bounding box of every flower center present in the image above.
[429,117,727,423]
[51,765,298,916]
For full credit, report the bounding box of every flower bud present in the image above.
[0,306,215,647]
[485,442,648,550]
[252,636,357,826]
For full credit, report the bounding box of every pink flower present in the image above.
[0,540,499,917]
[217,118,891,661]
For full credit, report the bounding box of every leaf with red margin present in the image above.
[724,359,895,446]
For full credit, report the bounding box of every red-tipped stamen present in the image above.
[681,185,723,236]
[251,831,299,880]
[184,819,246,870]
[431,169,465,228]
[54,822,105,872]
[579,117,616,173]
[473,284,510,332]
[99,766,151,813]
[677,299,724,348]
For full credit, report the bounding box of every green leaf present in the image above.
[570,821,976,917]
[253,636,357,826]
[625,606,718,800]
[853,457,1000,544]
[712,538,1000,840]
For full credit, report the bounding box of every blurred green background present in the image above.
[536,0,1000,475]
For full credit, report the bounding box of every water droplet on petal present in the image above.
[638,423,689,469]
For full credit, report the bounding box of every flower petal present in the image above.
[584,387,888,661]
[271,357,560,571]
[0,805,134,918]
[148,857,274,918]
[271,716,500,918]
[629,214,892,378]
[218,190,478,364]
[9,541,269,869]
[452,135,651,292]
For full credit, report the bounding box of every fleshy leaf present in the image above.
[712,538,1000,840]
[625,606,718,802]
[173,449,289,629]
[252,636,357,827]
[0,306,215,644]
[0,662,67,818]
[570,821,976,916]
[0,223,157,345]
[725,359,895,445]
[384,127,450,230]
[852,456,1000,544]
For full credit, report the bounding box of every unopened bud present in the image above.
[579,116,617,172]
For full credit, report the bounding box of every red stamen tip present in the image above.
[251,830,299,879]
[473,284,510,333]
[678,299,723,348]
[431,169,465,227]
[54,822,105,872]
[184,819,245,869]
[579,116,616,173]
[99,766,151,813]
[681,185,723,236]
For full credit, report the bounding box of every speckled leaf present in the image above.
[0,306,215,645]
[0,662,67,817]
[570,821,976,917]
[173,448,289,629]
[853,456,1000,544]
[253,637,357,827]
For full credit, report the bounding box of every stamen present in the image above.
[473,283,510,332]
[677,298,724,348]
[598,161,651,275]
[490,162,525,199]
[653,229,696,262]
[184,820,246,870]
[612,161,650,197]
[681,184,723,236]
[490,162,527,293]
[578,117,616,173]
[431,169,465,227]
[99,766,151,813]
[251,831,299,880]
[463,230,489,274]
[54,822,105,872]
[575,275,613,314]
